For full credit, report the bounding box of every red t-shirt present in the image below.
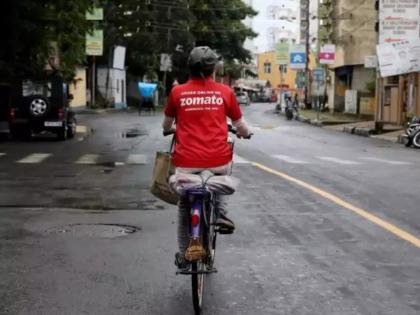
[164,77,243,168]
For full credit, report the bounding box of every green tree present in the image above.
[103,0,257,84]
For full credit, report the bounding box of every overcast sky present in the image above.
[248,0,300,52]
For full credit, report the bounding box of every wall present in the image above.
[332,0,376,68]
[69,66,87,108]
[97,68,127,108]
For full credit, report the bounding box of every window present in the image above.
[264,62,271,74]
[279,65,288,74]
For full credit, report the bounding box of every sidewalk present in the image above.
[294,109,406,144]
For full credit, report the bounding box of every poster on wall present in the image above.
[376,39,420,77]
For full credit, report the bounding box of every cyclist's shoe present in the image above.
[185,238,206,261]
[215,212,235,234]
[174,252,190,271]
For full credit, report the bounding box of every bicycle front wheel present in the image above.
[191,261,205,314]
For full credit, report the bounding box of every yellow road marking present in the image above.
[252,162,420,248]
[76,125,88,133]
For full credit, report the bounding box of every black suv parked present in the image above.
[9,76,76,140]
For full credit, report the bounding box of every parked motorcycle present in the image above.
[405,116,420,148]
[284,97,297,121]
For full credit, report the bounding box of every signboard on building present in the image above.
[289,44,306,70]
[85,30,103,56]
[379,0,420,44]
[312,68,325,83]
[364,55,378,68]
[376,39,420,77]
[112,46,126,70]
[86,8,104,20]
[319,44,335,64]
[275,42,289,65]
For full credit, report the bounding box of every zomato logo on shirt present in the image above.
[179,90,223,110]
[180,95,223,106]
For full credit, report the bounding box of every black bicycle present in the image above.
[178,183,219,314]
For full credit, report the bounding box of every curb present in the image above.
[353,127,372,137]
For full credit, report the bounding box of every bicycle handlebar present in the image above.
[163,130,175,137]
[164,126,253,139]
[228,124,253,139]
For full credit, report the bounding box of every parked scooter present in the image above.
[405,116,420,148]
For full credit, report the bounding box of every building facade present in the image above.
[324,0,377,114]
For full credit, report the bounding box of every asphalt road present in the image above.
[0,104,419,315]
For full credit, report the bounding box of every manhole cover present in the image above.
[48,223,140,238]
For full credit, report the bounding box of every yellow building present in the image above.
[257,51,297,93]
[257,51,316,102]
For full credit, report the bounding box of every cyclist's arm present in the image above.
[162,90,177,132]
[162,115,175,132]
[227,90,251,138]
[232,117,250,138]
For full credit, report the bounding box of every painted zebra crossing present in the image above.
[0,152,414,167]
[17,153,52,164]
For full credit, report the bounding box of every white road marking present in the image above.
[126,154,147,164]
[76,125,88,133]
[359,157,411,165]
[17,153,51,164]
[233,154,250,164]
[75,154,100,164]
[318,156,361,165]
[0,153,5,157]
[272,154,309,164]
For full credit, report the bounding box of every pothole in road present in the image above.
[47,223,141,238]
[121,128,147,138]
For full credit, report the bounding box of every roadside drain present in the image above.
[47,223,141,238]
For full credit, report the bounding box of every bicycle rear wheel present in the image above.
[191,261,205,314]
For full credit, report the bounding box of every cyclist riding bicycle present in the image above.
[162,46,251,270]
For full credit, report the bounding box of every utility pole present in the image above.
[302,0,310,109]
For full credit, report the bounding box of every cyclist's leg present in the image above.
[208,163,235,231]
[175,195,191,269]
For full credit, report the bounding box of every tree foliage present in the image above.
[0,0,92,82]
[105,0,257,82]
[0,0,257,85]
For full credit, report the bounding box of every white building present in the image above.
[299,0,319,53]
[243,0,300,52]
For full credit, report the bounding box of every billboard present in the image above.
[319,44,335,65]
[379,0,420,44]
[85,30,103,56]
[289,44,306,70]
[275,42,289,65]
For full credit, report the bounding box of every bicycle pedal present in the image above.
[216,228,234,235]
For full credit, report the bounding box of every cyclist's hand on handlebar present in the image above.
[237,132,253,139]
[163,127,176,136]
